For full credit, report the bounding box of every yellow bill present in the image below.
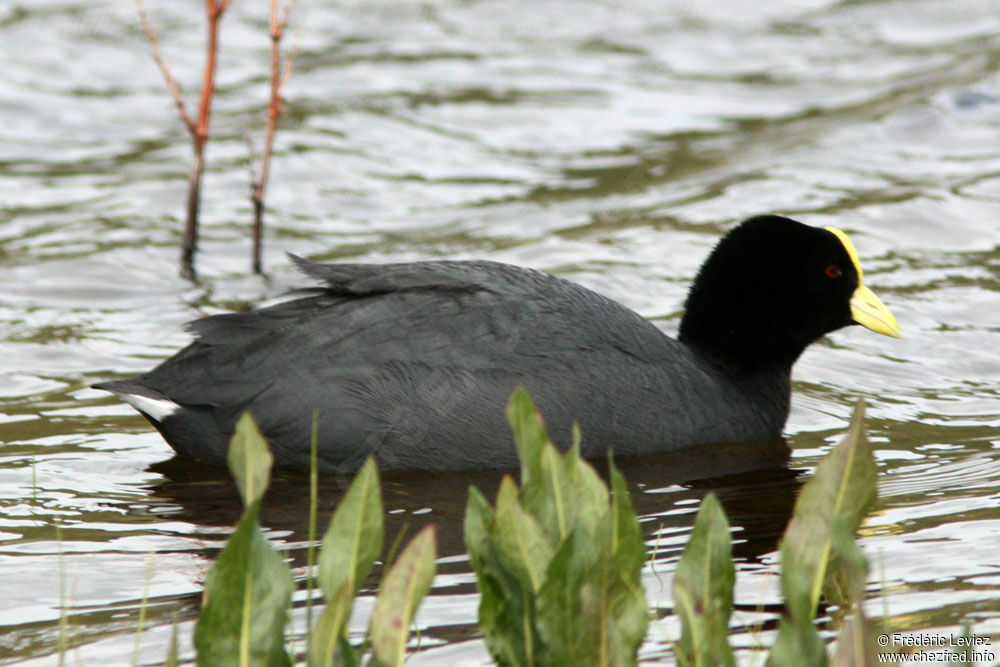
[825,226,902,338]
[850,283,901,338]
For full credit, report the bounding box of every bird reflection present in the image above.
[146,435,801,575]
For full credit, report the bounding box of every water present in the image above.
[2,0,1000,663]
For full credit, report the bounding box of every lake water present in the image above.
[2,0,1000,664]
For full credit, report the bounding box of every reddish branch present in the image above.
[251,0,297,275]
[136,0,195,134]
[137,0,234,280]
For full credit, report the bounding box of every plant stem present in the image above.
[251,0,296,274]
[131,555,155,666]
[305,412,319,654]
[181,0,229,280]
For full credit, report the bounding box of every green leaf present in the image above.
[945,621,974,667]
[521,443,574,541]
[228,412,275,508]
[309,458,382,665]
[305,412,320,656]
[769,401,877,667]
[768,615,827,667]
[537,526,599,663]
[509,388,581,544]
[369,525,438,667]
[194,501,293,667]
[493,476,556,593]
[464,486,495,574]
[317,458,383,603]
[562,437,610,539]
[780,402,875,619]
[610,457,645,577]
[830,587,878,667]
[468,388,649,667]
[163,621,179,667]
[307,581,358,667]
[465,486,535,667]
[507,387,550,491]
[476,570,532,667]
[605,458,650,665]
[822,521,875,667]
[538,524,648,667]
[601,565,651,667]
[825,518,870,611]
[533,457,647,667]
[672,493,735,667]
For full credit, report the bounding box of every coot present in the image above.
[94,215,899,472]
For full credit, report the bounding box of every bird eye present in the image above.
[825,265,841,279]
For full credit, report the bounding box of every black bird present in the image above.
[94,215,900,472]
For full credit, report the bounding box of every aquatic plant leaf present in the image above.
[317,457,383,603]
[780,402,875,614]
[538,523,647,667]
[464,486,494,574]
[309,457,382,665]
[522,442,574,541]
[507,387,550,491]
[769,401,876,667]
[830,581,878,667]
[493,475,555,593]
[369,524,437,667]
[307,581,358,667]
[672,493,735,667]
[537,525,599,663]
[194,500,293,667]
[305,412,320,653]
[465,485,536,666]
[562,436,611,539]
[468,388,649,666]
[610,458,646,577]
[768,615,827,667]
[601,567,651,667]
[481,575,533,667]
[512,390,583,543]
[813,521,875,665]
[163,621,179,667]
[544,548,648,663]
[227,412,274,508]
[537,456,647,666]
[605,459,650,664]
[825,518,870,612]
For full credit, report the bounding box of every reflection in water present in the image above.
[149,436,799,600]
[5,0,1000,662]
[142,438,801,663]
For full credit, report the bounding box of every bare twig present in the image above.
[136,0,196,136]
[178,0,232,279]
[281,26,302,88]
[251,0,297,274]
[137,0,233,280]
[193,0,227,150]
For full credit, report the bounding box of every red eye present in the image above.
[825,265,841,279]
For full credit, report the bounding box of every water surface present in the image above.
[2,0,1000,663]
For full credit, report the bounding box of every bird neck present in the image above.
[679,313,809,376]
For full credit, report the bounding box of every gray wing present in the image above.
[136,258,701,471]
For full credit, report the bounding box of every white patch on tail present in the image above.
[121,394,180,422]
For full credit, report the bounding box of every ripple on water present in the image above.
[3,0,1000,663]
